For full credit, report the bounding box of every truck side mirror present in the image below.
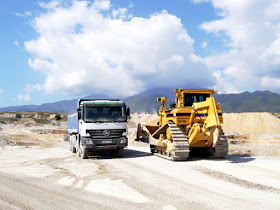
[77,108,81,119]
[78,111,81,119]
[126,107,130,119]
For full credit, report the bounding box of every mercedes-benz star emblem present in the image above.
[103,130,110,136]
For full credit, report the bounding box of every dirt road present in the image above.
[1,142,280,210]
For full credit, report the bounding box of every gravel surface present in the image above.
[0,141,280,209]
[0,136,16,147]
[0,112,280,209]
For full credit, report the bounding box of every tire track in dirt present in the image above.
[100,157,208,209]
[0,172,107,210]
[195,166,280,194]
[36,156,108,187]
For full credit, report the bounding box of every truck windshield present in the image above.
[84,105,127,122]
[184,94,210,106]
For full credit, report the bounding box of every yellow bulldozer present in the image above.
[136,89,228,160]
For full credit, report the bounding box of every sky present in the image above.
[1,0,280,108]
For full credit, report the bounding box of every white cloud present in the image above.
[112,8,132,20]
[128,2,134,8]
[17,94,23,100]
[25,93,31,101]
[199,0,280,93]
[212,70,239,94]
[192,0,211,4]
[202,42,207,48]
[16,93,31,101]
[159,55,185,70]
[261,77,280,93]
[0,89,3,94]
[38,1,60,9]
[93,0,110,10]
[15,11,32,17]
[24,83,42,92]
[14,41,19,46]
[25,0,213,97]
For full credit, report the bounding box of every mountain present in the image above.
[214,91,280,113]
[0,93,110,114]
[125,88,175,113]
[0,99,76,113]
[125,89,280,113]
[1,89,280,113]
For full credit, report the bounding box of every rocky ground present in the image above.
[0,112,280,209]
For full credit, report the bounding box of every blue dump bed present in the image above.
[67,113,79,134]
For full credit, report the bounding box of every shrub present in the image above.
[55,114,61,121]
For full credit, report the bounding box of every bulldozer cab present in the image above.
[183,93,209,106]
[173,89,216,108]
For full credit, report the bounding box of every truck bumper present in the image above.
[81,136,128,150]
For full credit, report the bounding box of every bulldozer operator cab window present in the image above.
[184,94,210,106]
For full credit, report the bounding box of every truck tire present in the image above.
[70,135,76,153]
[72,144,77,153]
[81,147,88,159]
[79,141,88,159]
[112,147,123,157]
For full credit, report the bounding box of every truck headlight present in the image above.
[85,139,93,145]
[120,138,127,144]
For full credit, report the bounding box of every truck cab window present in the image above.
[84,105,127,122]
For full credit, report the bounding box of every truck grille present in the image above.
[86,129,125,139]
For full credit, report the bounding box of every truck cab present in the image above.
[68,99,130,159]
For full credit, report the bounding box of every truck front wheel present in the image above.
[112,147,124,157]
[81,147,88,159]
[79,141,88,159]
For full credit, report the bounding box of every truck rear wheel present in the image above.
[72,144,76,153]
[70,135,76,153]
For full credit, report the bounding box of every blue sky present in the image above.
[1,0,280,108]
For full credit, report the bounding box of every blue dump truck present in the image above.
[68,99,130,159]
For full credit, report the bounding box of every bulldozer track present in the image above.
[152,121,189,161]
[168,121,190,161]
[212,135,228,158]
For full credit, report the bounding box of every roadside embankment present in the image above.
[223,112,280,134]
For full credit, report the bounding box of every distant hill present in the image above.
[0,93,110,114]
[125,89,280,113]
[0,89,280,114]
[214,91,280,113]
[125,88,175,113]
[0,99,76,113]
